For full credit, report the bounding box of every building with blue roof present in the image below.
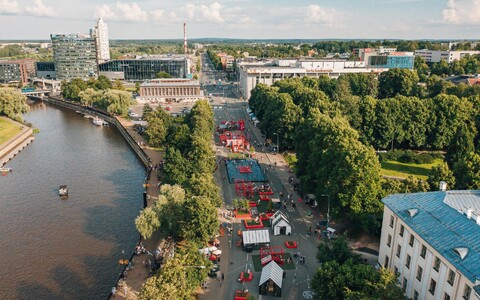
[378,189,480,300]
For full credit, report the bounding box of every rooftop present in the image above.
[383,190,480,283]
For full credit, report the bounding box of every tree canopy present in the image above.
[0,88,29,122]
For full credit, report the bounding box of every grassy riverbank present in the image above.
[0,117,22,145]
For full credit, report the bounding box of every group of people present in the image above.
[135,243,146,256]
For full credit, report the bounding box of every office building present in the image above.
[99,55,190,81]
[91,17,110,64]
[367,52,415,69]
[51,34,97,80]
[0,60,28,85]
[138,78,202,102]
[378,189,480,300]
[36,62,56,79]
[238,58,384,99]
[415,50,480,63]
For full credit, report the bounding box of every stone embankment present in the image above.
[0,117,35,167]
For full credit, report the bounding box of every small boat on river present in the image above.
[59,185,68,198]
[92,117,108,126]
[0,167,12,173]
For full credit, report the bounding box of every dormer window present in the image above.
[453,247,469,260]
[407,209,418,218]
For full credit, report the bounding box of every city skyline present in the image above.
[0,0,480,40]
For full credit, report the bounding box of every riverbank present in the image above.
[0,116,34,167]
[37,96,164,298]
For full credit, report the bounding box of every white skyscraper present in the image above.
[91,17,110,64]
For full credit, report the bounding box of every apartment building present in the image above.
[414,50,480,63]
[51,33,97,80]
[378,189,480,300]
[0,60,28,85]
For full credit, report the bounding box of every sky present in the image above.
[1,0,480,40]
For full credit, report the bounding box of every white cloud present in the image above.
[94,4,118,20]
[181,2,224,23]
[116,2,148,22]
[0,0,21,15]
[150,9,164,22]
[305,4,338,25]
[442,0,480,24]
[25,0,56,17]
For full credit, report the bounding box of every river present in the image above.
[0,101,145,299]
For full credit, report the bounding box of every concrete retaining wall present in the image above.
[43,96,149,168]
[0,119,34,167]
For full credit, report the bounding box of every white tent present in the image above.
[259,261,283,297]
[270,211,291,236]
[242,229,270,251]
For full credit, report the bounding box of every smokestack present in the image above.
[183,22,187,54]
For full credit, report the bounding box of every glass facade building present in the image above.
[51,34,97,80]
[99,57,189,81]
[368,55,414,69]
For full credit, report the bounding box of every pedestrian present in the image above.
[123,285,128,297]
[221,272,225,281]
[111,287,116,297]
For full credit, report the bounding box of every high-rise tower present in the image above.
[92,17,110,64]
[183,22,187,54]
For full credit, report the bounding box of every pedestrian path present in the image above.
[108,117,165,300]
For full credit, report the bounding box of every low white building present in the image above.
[270,211,291,236]
[414,50,480,63]
[378,189,480,300]
[138,78,203,103]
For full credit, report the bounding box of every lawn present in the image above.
[0,117,22,145]
[380,159,443,180]
[252,253,295,271]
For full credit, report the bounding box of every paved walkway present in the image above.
[109,117,164,300]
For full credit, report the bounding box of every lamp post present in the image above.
[273,132,279,153]
[321,194,330,229]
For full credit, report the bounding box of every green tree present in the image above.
[454,151,480,189]
[95,75,113,90]
[414,56,429,82]
[316,236,359,264]
[135,82,141,94]
[112,79,126,91]
[187,173,222,207]
[155,71,172,78]
[431,59,450,77]
[163,147,191,186]
[378,68,419,98]
[135,207,160,239]
[98,89,134,116]
[0,88,29,121]
[180,196,219,243]
[427,162,456,191]
[78,88,102,107]
[445,124,476,168]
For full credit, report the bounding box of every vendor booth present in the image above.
[259,261,283,297]
[270,211,291,236]
[242,229,270,252]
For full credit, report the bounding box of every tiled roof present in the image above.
[383,190,480,283]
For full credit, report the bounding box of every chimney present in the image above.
[439,181,447,191]
[466,208,473,219]
[183,22,187,55]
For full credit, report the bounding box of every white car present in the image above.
[129,112,139,118]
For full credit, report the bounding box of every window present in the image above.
[394,266,398,276]
[402,277,408,291]
[447,270,455,285]
[463,284,472,299]
[413,290,419,300]
[390,215,394,228]
[416,266,423,281]
[396,245,402,257]
[433,257,441,271]
[409,235,415,246]
[399,224,405,237]
[406,255,411,269]
[387,234,392,247]
[385,255,389,267]
[429,279,437,295]
[444,293,451,300]
[420,245,427,258]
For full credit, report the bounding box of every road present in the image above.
[197,51,324,299]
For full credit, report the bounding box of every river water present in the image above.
[0,101,145,299]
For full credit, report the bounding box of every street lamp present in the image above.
[273,133,279,153]
[321,194,330,229]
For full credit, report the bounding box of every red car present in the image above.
[165,106,171,111]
